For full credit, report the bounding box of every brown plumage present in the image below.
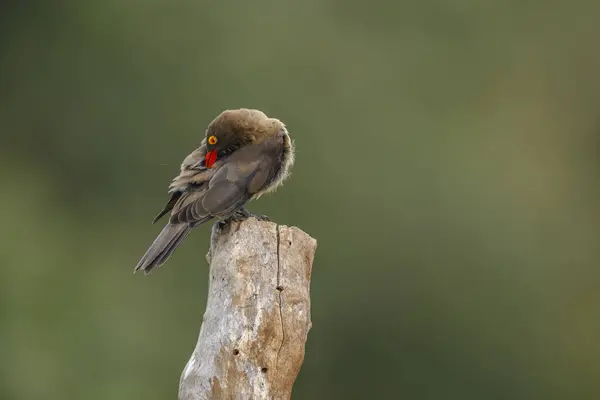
[135,108,294,274]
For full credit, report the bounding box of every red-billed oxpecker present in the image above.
[135,109,294,274]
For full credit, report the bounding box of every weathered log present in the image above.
[179,218,317,400]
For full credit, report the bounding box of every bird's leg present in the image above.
[228,208,250,222]
[230,207,270,222]
[256,213,271,221]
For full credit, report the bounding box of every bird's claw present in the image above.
[230,207,250,221]
[229,208,270,222]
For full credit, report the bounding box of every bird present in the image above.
[135,108,295,274]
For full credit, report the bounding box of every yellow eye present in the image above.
[208,135,218,145]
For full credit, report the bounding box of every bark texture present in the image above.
[179,218,317,400]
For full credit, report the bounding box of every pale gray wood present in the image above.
[179,218,317,400]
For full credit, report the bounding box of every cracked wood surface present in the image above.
[179,219,317,400]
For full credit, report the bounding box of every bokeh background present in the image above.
[2,1,599,399]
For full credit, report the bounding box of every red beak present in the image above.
[205,150,217,168]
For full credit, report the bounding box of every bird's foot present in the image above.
[255,214,270,221]
[230,208,270,222]
[229,209,251,222]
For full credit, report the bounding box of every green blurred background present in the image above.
[1,1,599,399]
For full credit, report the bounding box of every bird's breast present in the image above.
[255,129,294,197]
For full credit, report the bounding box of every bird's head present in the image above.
[203,108,285,168]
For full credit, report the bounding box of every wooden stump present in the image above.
[179,218,317,400]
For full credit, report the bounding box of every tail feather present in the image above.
[153,226,193,267]
[152,215,213,267]
[135,223,192,274]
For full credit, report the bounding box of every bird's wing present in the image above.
[168,187,214,225]
[180,143,206,171]
[152,142,215,224]
[201,136,283,217]
[169,142,212,192]
[199,159,262,217]
[169,136,283,222]
[152,191,182,224]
